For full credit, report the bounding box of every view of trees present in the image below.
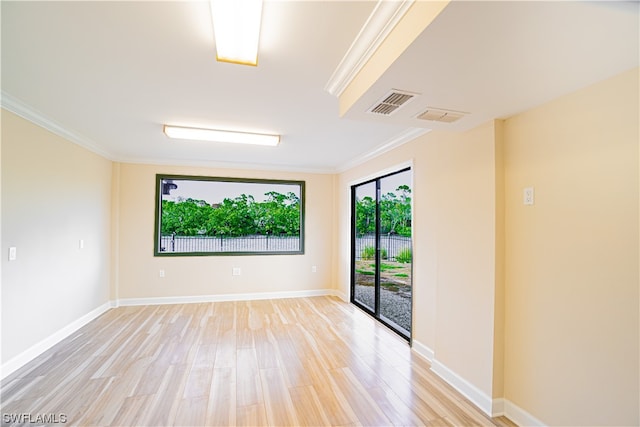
[161,191,300,237]
[355,185,411,236]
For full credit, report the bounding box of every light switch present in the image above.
[9,247,17,261]
[232,267,242,276]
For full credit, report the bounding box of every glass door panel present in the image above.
[378,170,412,336]
[352,181,377,313]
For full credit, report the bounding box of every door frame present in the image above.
[350,166,412,342]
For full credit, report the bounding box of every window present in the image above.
[154,174,305,256]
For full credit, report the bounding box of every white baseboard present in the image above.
[492,397,506,416]
[116,288,341,306]
[431,359,493,417]
[502,399,546,426]
[411,339,434,363]
[1,301,113,380]
[429,361,547,425]
[1,289,342,380]
[1,291,546,427]
[331,289,348,302]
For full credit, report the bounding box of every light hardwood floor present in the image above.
[1,296,516,426]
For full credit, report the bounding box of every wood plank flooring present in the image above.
[1,296,516,426]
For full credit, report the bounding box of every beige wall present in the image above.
[503,67,639,425]
[337,120,503,404]
[2,66,638,425]
[336,67,639,425]
[114,163,335,300]
[1,109,112,363]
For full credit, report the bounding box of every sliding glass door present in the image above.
[352,180,377,313]
[351,168,412,340]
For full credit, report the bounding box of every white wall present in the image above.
[1,109,112,367]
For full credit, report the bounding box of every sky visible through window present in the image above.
[163,179,301,203]
[356,169,412,199]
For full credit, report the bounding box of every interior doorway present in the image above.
[350,167,413,340]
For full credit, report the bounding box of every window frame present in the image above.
[153,174,305,257]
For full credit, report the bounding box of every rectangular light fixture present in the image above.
[210,0,263,66]
[163,125,280,147]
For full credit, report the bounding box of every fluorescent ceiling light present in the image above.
[210,0,263,66]
[163,125,280,147]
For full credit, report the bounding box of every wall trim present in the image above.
[1,92,114,160]
[115,156,337,175]
[410,339,434,363]
[337,128,428,173]
[0,94,333,175]
[431,358,493,417]
[332,289,349,302]
[116,288,342,307]
[1,290,343,380]
[1,93,427,175]
[0,291,545,427]
[502,399,547,426]
[492,397,505,416]
[324,0,415,97]
[1,301,113,380]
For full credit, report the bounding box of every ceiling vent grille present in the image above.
[368,90,417,116]
[417,107,468,123]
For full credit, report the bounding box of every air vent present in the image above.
[368,90,417,116]
[417,107,468,123]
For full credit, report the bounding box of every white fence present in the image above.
[160,235,301,253]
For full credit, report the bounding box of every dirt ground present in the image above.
[354,260,412,294]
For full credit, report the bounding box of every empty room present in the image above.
[1,1,638,426]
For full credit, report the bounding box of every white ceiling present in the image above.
[2,1,639,173]
[345,1,640,132]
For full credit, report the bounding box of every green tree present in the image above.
[355,196,375,236]
[161,198,212,236]
[260,191,300,236]
[395,185,412,236]
[379,185,412,236]
[162,190,301,238]
[209,194,257,236]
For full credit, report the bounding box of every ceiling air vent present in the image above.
[368,90,417,116]
[417,107,468,123]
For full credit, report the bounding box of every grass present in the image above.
[369,263,403,271]
[396,247,412,263]
[394,273,409,278]
[381,283,399,292]
[361,246,388,260]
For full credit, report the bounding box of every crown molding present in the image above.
[1,92,115,160]
[324,0,415,97]
[1,92,426,176]
[114,155,337,175]
[336,127,429,173]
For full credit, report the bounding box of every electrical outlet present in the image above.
[159,269,165,278]
[311,265,317,273]
[79,239,85,249]
[524,187,534,205]
[232,267,242,276]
